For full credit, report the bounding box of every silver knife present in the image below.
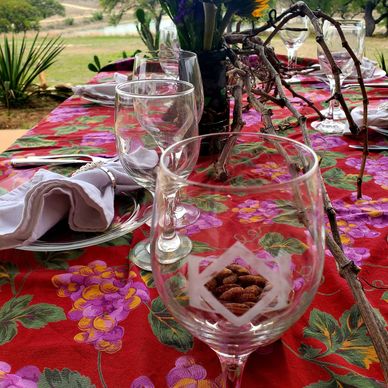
[349,145,388,151]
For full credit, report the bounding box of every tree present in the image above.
[0,0,65,33]
[29,0,65,19]
[100,0,164,51]
[300,0,388,36]
[0,0,40,32]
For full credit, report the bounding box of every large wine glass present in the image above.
[114,79,198,271]
[133,50,204,229]
[151,132,325,387]
[279,11,310,80]
[311,19,365,134]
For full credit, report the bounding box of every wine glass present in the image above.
[279,11,310,80]
[159,24,180,57]
[152,132,325,387]
[114,79,198,271]
[311,19,365,134]
[133,50,204,228]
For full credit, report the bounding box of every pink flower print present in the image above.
[251,161,291,183]
[0,362,40,388]
[335,219,380,242]
[232,199,280,224]
[46,106,90,123]
[327,246,370,267]
[52,260,150,354]
[131,376,155,388]
[166,357,220,388]
[81,132,116,147]
[310,133,347,150]
[182,212,223,236]
[345,156,388,189]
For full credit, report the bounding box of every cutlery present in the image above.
[342,82,388,89]
[349,145,388,151]
[10,154,118,167]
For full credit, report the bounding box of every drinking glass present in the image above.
[311,19,365,134]
[114,79,198,271]
[279,11,310,79]
[152,132,325,387]
[159,25,180,57]
[133,50,204,228]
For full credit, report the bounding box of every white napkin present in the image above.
[351,104,388,129]
[72,73,128,104]
[0,161,139,250]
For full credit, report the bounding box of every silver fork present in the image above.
[10,154,118,167]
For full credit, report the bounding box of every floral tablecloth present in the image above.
[0,68,387,388]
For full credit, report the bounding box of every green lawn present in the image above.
[14,33,388,87]
[45,35,146,85]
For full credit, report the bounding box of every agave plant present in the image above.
[0,33,65,108]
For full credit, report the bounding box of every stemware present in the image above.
[114,79,198,271]
[133,50,204,228]
[152,132,325,387]
[159,24,180,57]
[311,19,365,134]
[279,11,310,80]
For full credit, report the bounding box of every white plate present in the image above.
[345,68,387,83]
[17,191,152,252]
[81,95,115,106]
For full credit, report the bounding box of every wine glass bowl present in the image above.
[114,79,198,270]
[279,12,310,77]
[312,19,365,134]
[151,132,325,386]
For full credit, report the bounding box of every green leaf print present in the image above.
[0,296,66,345]
[323,168,372,191]
[99,235,133,247]
[140,270,154,288]
[382,292,388,303]
[317,151,346,168]
[49,146,107,155]
[298,343,322,360]
[336,305,379,368]
[191,241,215,253]
[38,368,96,388]
[76,115,110,124]
[260,232,307,256]
[55,125,90,135]
[187,194,228,213]
[14,137,57,149]
[304,309,342,352]
[148,296,193,352]
[306,372,385,388]
[34,250,84,270]
[0,262,18,288]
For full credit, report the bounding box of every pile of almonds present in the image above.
[205,264,269,316]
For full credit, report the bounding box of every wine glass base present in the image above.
[129,239,152,271]
[175,204,200,228]
[311,119,347,134]
[156,235,192,264]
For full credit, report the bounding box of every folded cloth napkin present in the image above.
[72,73,128,104]
[351,104,388,129]
[350,57,377,79]
[0,161,139,250]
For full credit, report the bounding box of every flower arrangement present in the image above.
[159,0,270,52]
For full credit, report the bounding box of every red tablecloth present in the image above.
[0,68,387,387]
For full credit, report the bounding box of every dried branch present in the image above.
[220,2,387,381]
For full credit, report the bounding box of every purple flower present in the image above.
[0,362,40,388]
[174,0,191,24]
[310,133,347,150]
[46,106,90,123]
[232,199,280,224]
[182,212,223,236]
[81,132,115,147]
[251,161,292,183]
[52,261,150,354]
[131,376,155,388]
[327,246,370,267]
[345,156,388,188]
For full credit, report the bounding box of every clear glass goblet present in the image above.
[151,132,325,387]
[311,19,365,134]
[279,11,310,80]
[114,79,198,271]
[133,50,204,228]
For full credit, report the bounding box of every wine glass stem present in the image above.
[287,48,297,70]
[217,353,249,388]
[327,78,344,120]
